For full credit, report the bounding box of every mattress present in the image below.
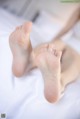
[0,8,80,119]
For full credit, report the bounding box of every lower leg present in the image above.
[61,60,80,92]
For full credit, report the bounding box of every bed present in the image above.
[0,8,80,119]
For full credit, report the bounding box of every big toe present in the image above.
[23,22,32,33]
[22,22,32,49]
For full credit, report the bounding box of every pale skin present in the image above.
[9,5,80,103]
[9,22,62,102]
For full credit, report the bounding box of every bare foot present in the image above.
[32,43,62,103]
[9,22,32,77]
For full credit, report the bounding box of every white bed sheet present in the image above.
[0,8,80,119]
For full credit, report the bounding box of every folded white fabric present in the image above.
[0,8,80,119]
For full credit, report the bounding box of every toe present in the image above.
[22,22,32,33]
[53,50,62,59]
[48,43,57,54]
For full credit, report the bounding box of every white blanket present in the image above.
[0,8,80,119]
